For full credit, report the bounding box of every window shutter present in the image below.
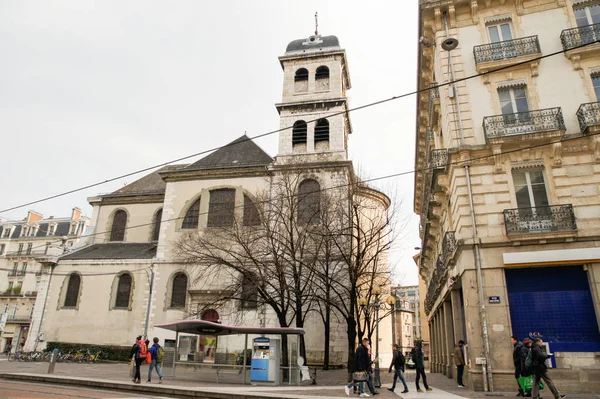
[64,274,81,307]
[115,274,132,308]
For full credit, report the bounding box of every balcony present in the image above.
[576,102,600,135]
[474,36,541,72]
[430,149,449,171]
[7,271,17,277]
[503,204,577,236]
[561,23,600,51]
[483,107,565,145]
[441,231,458,264]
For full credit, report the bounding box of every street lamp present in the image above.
[359,286,397,388]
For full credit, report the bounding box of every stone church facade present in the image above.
[32,33,393,366]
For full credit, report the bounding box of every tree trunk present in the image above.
[323,303,330,370]
[346,317,357,379]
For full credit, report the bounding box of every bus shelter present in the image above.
[155,320,305,385]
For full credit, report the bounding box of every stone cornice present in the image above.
[99,194,165,206]
[160,165,271,183]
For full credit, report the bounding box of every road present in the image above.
[0,380,172,399]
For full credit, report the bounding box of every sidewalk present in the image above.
[0,360,595,398]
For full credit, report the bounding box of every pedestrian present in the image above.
[512,336,526,397]
[147,337,164,384]
[387,343,408,394]
[129,335,147,384]
[3,343,11,356]
[454,340,466,387]
[531,338,566,399]
[365,346,379,396]
[412,340,432,393]
[344,338,370,397]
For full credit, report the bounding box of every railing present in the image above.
[442,231,457,263]
[429,83,439,100]
[560,23,600,51]
[430,149,449,170]
[474,36,541,64]
[576,101,600,134]
[5,250,47,257]
[503,204,577,235]
[483,107,565,139]
[8,271,17,277]
[16,271,26,276]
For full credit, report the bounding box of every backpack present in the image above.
[138,340,148,358]
[522,347,534,376]
[156,346,165,363]
[410,348,417,363]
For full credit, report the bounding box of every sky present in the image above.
[0,1,421,285]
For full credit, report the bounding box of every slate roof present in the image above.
[285,35,340,54]
[0,218,81,239]
[185,135,273,171]
[60,243,157,260]
[107,165,188,197]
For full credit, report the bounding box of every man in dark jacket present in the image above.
[454,340,466,387]
[531,338,565,399]
[387,343,408,393]
[345,338,370,397]
[412,340,432,392]
[512,336,526,396]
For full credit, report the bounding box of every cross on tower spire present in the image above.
[314,11,319,36]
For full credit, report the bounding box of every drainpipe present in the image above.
[443,12,493,392]
[144,264,155,338]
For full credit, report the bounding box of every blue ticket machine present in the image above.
[250,337,280,384]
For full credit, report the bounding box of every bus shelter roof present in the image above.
[155,320,305,336]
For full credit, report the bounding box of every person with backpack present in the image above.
[454,340,466,387]
[512,336,526,396]
[147,337,164,383]
[387,343,408,394]
[129,335,148,384]
[412,340,432,393]
[530,338,566,399]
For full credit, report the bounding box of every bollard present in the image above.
[47,348,59,374]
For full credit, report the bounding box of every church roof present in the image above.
[60,243,157,260]
[285,35,340,54]
[185,135,273,171]
[106,164,188,197]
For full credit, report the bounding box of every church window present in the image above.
[298,179,321,225]
[170,273,187,308]
[294,68,309,93]
[292,121,308,147]
[240,273,258,309]
[315,119,330,144]
[64,273,81,308]
[315,66,330,91]
[109,210,127,242]
[208,189,235,227]
[201,309,219,322]
[152,208,162,241]
[115,273,132,309]
[243,195,261,226]
[182,198,200,229]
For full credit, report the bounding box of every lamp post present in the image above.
[359,286,397,388]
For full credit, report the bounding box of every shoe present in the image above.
[146,380,151,383]
[134,380,141,384]
[458,385,464,387]
[359,394,370,398]
[426,388,433,392]
[401,390,409,393]
[345,386,350,396]
[387,388,394,392]
[560,395,566,398]
[517,394,524,397]
[372,393,380,396]
[158,378,163,384]
[417,388,424,392]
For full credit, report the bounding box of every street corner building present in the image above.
[28,31,394,368]
[414,0,600,394]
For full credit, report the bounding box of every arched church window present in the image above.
[109,210,127,242]
[182,198,200,229]
[315,119,330,145]
[240,274,258,309]
[208,189,235,227]
[294,68,309,93]
[243,195,260,226]
[171,273,187,308]
[201,309,220,323]
[292,121,307,147]
[315,66,330,91]
[298,179,321,225]
[152,208,162,241]
[64,273,81,307]
[115,273,132,309]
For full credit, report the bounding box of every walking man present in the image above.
[512,336,526,397]
[454,340,466,387]
[531,338,566,399]
[412,340,432,393]
[387,343,408,394]
[344,338,371,397]
[147,337,164,383]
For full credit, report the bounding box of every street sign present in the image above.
[0,313,7,329]
[475,357,487,364]
[489,296,500,304]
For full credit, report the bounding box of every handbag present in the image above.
[352,371,368,382]
[145,352,152,364]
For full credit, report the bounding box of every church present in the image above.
[27,31,393,367]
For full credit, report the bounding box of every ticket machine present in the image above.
[250,337,280,384]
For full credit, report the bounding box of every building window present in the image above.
[201,309,219,322]
[64,274,81,308]
[0,244,4,255]
[315,66,330,91]
[19,262,27,276]
[114,274,132,309]
[17,243,23,255]
[109,210,127,242]
[26,243,32,255]
[182,198,200,229]
[240,274,258,309]
[314,119,330,145]
[513,169,549,209]
[592,75,600,101]
[499,86,529,115]
[170,273,187,308]
[487,21,513,43]
[152,209,162,241]
[11,262,18,276]
[294,68,309,93]
[292,120,308,147]
[48,225,56,235]
[575,3,600,27]
[1,303,7,313]
[243,195,260,226]
[298,179,321,225]
[2,227,10,238]
[208,189,236,227]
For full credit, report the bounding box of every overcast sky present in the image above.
[0,1,421,285]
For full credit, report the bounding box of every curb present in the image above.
[0,373,300,399]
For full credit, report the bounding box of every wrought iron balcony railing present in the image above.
[429,83,439,100]
[503,204,576,235]
[430,149,449,170]
[8,271,17,277]
[576,101,600,134]
[560,23,600,51]
[483,107,565,140]
[474,36,541,64]
[442,231,457,263]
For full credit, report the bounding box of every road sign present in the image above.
[489,296,501,304]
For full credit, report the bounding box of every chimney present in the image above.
[26,210,43,223]
[71,207,82,220]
